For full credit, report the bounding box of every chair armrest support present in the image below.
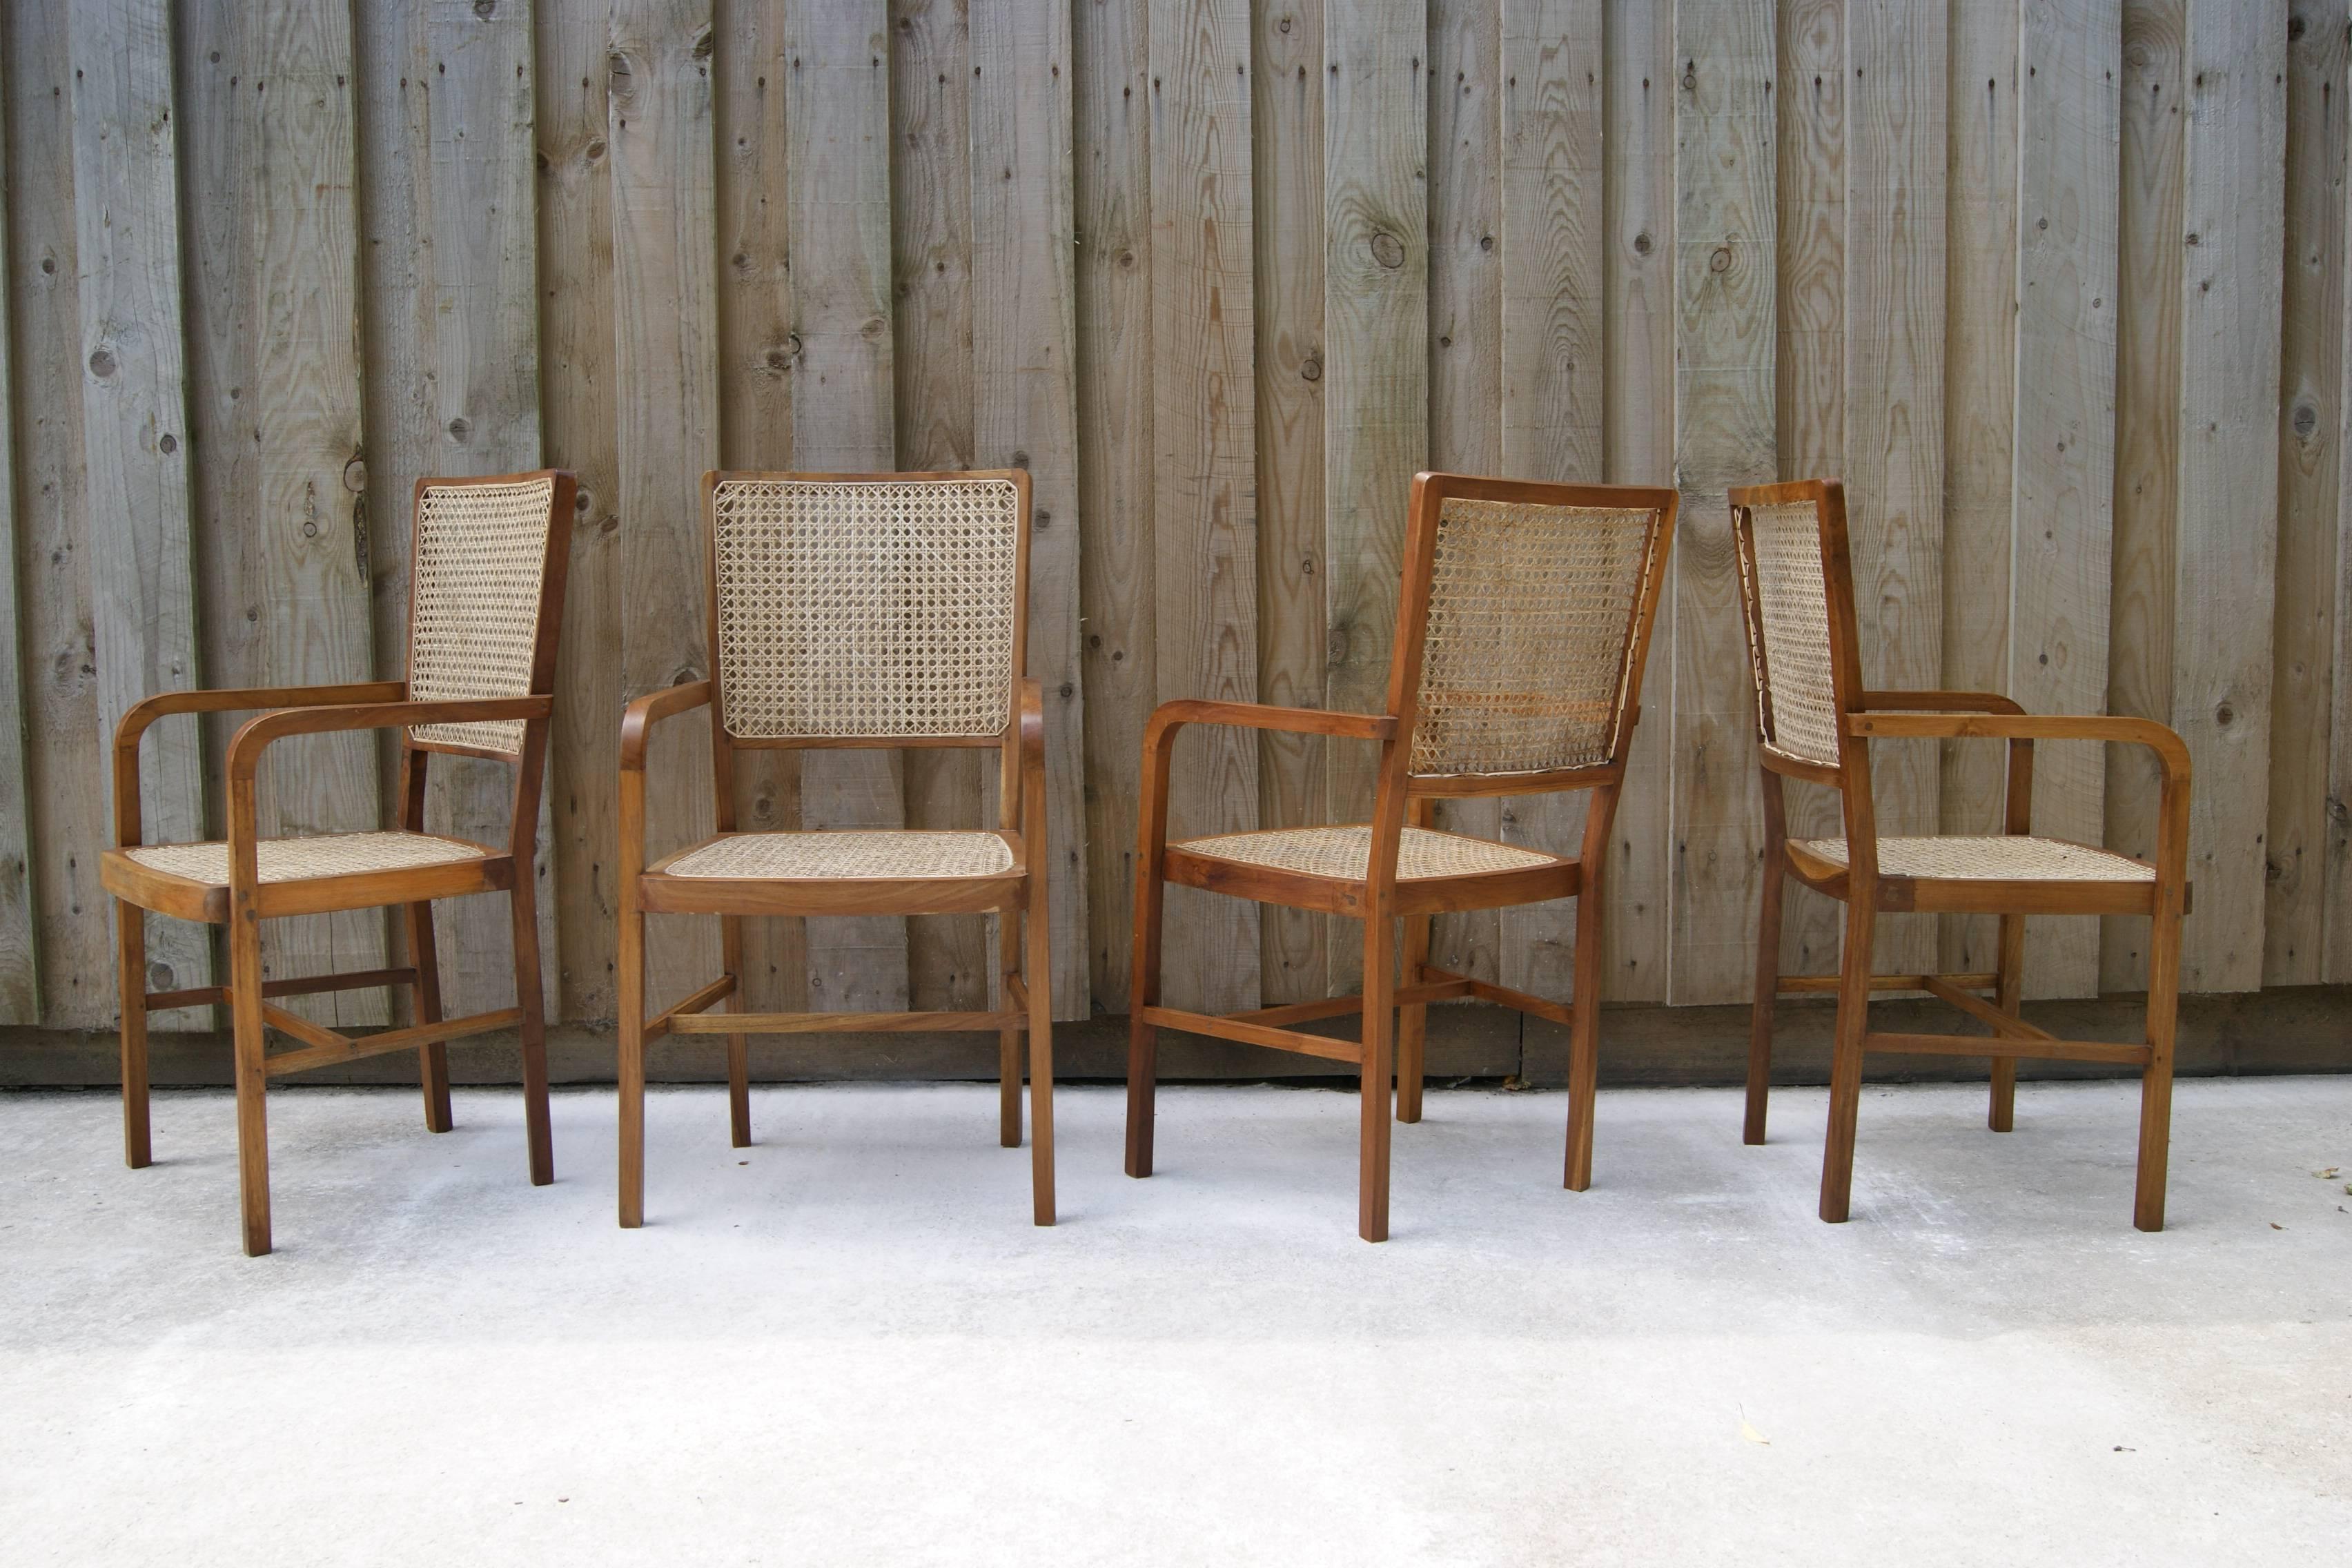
[1854,689,2026,716]
[618,680,714,772]
[112,682,409,846]
[226,697,553,785]
[1144,698,1396,750]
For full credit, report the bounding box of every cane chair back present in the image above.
[1396,477,1674,794]
[705,473,1028,745]
[405,473,569,757]
[1730,482,1860,773]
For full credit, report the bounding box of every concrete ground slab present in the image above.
[3,1077,2347,1565]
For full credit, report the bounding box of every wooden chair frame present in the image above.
[616,469,1053,1228]
[1732,478,2192,1231]
[1126,473,1677,1241]
[99,469,577,1255]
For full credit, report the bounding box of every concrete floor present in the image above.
[3,1077,2347,1566]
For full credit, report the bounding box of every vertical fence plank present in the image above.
[537,0,623,1021]
[1772,0,1843,983]
[0,23,37,1022]
[717,0,801,1015]
[2329,32,2352,983]
[1496,0,1603,1004]
[784,0,906,1012]
[1425,0,1498,990]
[1601,0,1674,1001]
[2269,0,2348,985]
[1255,0,1329,1004]
[1075,0,1152,1012]
[1669,0,1776,1006]
[611,0,723,1012]
[1940,0,2020,977]
[2169,0,2284,994]
[1322,0,1422,995]
[7,3,108,1026]
[2102,0,2182,994]
[892,0,981,1014]
[971,0,1090,1019]
[1843,0,1946,979]
[1151,0,1259,1013]
[68,0,214,1016]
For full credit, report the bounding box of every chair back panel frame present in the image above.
[398,470,577,861]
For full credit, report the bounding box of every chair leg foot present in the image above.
[1124,1012,1156,1179]
[116,901,153,1168]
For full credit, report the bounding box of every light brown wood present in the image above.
[1129,473,1674,1240]
[1732,477,2192,1229]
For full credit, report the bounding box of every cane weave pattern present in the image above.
[1738,498,1843,765]
[127,831,489,886]
[710,478,1020,739]
[1410,499,1661,777]
[1794,835,2156,884]
[406,476,558,755]
[661,830,1016,881]
[1173,825,1559,883]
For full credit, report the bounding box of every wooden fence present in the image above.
[0,0,2341,1037]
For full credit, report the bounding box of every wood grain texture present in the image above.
[2169,0,2284,994]
[6,2,108,1026]
[1843,0,1946,978]
[1150,0,1260,1013]
[1497,0,1603,1004]
[1940,0,2021,978]
[1322,0,1422,996]
[1074,0,1152,1012]
[1424,0,1498,992]
[1669,0,1776,1005]
[784,0,906,1012]
[1601,0,1674,1001]
[536,0,625,1021]
[1772,0,1844,983]
[68,0,214,1016]
[2103,0,2183,995]
[610,0,723,1011]
[0,21,36,1022]
[1253,0,1329,1005]
[970,0,1089,1021]
[2271,0,2347,984]
[891,0,979,1015]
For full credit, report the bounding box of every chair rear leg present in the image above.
[404,900,453,1134]
[721,914,752,1148]
[1745,836,1787,1146]
[1359,912,1395,1243]
[1563,895,1605,1192]
[1396,915,1432,1124]
[510,874,554,1186]
[1125,865,1166,1179]
[618,896,648,1228]
[2135,903,2185,1233]
[1989,912,2025,1133]
[228,908,273,1256]
[1025,898,1056,1226]
[997,905,1022,1149]
[1819,900,1876,1224]
[117,901,153,1168]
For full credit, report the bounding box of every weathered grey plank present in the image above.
[0,21,37,1022]
[67,0,213,1017]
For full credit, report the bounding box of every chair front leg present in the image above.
[228,902,273,1256]
[1989,912,2025,1133]
[617,888,648,1229]
[404,900,453,1135]
[1563,893,1606,1192]
[1746,775,1788,1145]
[997,903,1022,1150]
[510,871,554,1186]
[117,901,153,1168]
[1395,914,1433,1124]
[1818,896,1876,1224]
[1026,893,1056,1226]
[721,914,752,1149]
[1358,907,1396,1243]
[2135,894,2186,1233]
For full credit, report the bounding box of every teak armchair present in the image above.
[1127,473,1676,1241]
[618,471,1053,1228]
[99,471,576,1255]
[1731,479,2191,1230]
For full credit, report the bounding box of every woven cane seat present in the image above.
[1164,825,1576,917]
[658,831,1017,881]
[101,831,500,923]
[1785,834,2173,916]
[126,831,489,885]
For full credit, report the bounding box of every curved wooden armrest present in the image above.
[112,682,411,846]
[1845,710,2190,783]
[226,697,552,784]
[618,680,714,772]
[1854,689,2026,716]
[1144,698,1396,751]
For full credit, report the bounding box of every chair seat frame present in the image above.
[616,470,1054,1229]
[1732,478,2192,1231]
[1127,473,1677,1242]
[99,470,577,1256]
